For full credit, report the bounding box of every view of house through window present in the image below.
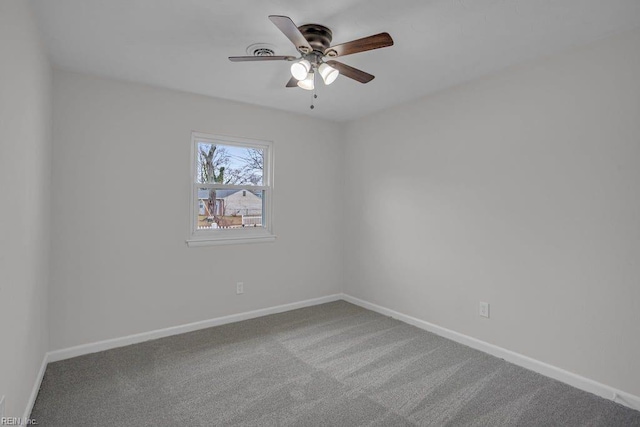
[190,133,273,243]
[197,187,264,229]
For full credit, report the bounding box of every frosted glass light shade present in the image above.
[290,59,311,81]
[319,63,339,85]
[297,72,314,90]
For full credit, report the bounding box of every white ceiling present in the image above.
[31,0,640,122]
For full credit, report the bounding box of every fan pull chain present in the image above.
[310,72,318,109]
[310,92,317,109]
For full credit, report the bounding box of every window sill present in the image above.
[186,233,277,247]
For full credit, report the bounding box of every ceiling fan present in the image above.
[229,15,394,91]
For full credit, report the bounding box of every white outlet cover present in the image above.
[236,282,244,294]
[479,302,490,318]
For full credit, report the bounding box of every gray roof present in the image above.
[197,189,262,199]
[198,189,236,199]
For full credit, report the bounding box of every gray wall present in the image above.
[50,71,345,350]
[0,1,52,418]
[344,29,640,397]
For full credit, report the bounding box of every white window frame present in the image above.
[187,131,275,247]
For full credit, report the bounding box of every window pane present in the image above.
[197,188,264,230]
[196,142,264,185]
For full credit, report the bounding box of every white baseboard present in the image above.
[341,293,640,412]
[47,294,342,363]
[23,352,48,424]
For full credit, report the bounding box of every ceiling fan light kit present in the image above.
[297,71,315,91]
[229,15,394,107]
[318,63,339,85]
[290,59,311,81]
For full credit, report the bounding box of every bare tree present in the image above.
[226,148,263,185]
[198,145,229,183]
[198,144,229,216]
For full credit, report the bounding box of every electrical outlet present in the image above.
[479,301,490,318]
[0,394,5,418]
[236,282,244,295]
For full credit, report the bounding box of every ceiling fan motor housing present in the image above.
[297,24,333,53]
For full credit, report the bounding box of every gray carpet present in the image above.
[32,301,640,426]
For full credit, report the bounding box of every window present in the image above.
[187,132,275,246]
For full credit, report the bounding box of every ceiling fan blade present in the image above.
[229,55,296,62]
[286,77,298,88]
[325,32,393,58]
[326,60,375,83]
[268,15,312,53]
